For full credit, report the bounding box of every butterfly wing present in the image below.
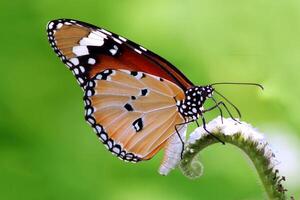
[46,19,189,162]
[46,19,194,90]
[84,69,185,161]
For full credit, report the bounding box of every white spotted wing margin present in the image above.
[83,69,186,162]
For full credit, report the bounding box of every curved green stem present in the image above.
[179,118,289,200]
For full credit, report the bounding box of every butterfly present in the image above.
[46,19,263,166]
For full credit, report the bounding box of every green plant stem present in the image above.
[179,132,288,200]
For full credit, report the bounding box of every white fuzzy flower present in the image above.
[188,117,277,169]
[162,117,283,177]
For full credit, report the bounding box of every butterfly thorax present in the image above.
[176,85,214,121]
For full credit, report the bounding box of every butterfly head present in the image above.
[200,85,214,98]
[177,85,214,120]
[177,82,264,121]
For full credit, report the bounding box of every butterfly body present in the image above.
[177,86,214,121]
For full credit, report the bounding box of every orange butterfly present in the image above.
[46,19,262,164]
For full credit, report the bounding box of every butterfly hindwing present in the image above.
[84,69,185,161]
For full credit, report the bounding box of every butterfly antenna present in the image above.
[211,82,264,90]
[214,90,242,118]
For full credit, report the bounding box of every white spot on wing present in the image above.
[135,72,144,79]
[109,45,118,55]
[107,140,113,149]
[94,125,102,133]
[48,22,54,29]
[56,23,63,29]
[79,66,85,73]
[66,62,72,67]
[70,58,79,65]
[134,49,142,54]
[73,68,79,75]
[86,90,92,96]
[88,31,106,40]
[89,81,94,87]
[80,37,104,46]
[100,29,112,35]
[96,74,102,79]
[110,49,117,55]
[134,123,139,130]
[100,133,107,142]
[119,36,127,42]
[73,46,89,56]
[112,147,121,154]
[88,58,96,65]
[78,77,84,84]
[140,46,147,51]
[87,117,95,125]
[113,37,122,44]
[86,108,93,116]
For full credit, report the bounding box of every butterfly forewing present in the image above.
[47,19,194,89]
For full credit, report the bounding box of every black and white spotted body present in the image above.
[177,86,214,121]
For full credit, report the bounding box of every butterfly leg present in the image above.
[175,119,198,159]
[199,114,225,145]
[211,97,223,123]
[175,122,188,159]
[216,101,241,124]
[175,117,209,158]
[203,101,241,124]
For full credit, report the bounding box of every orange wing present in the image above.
[46,19,190,162]
[84,69,186,161]
[46,19,194,90]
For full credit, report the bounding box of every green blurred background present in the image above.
[1,0,299,199]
